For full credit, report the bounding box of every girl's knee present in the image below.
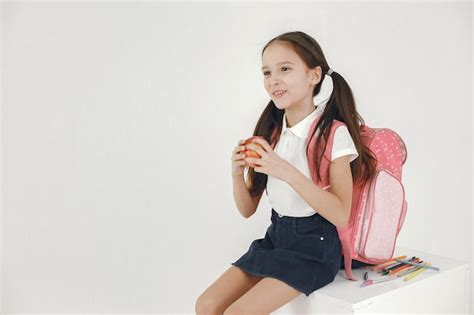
[195,294,226,315]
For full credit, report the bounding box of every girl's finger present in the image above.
[247,143,265,155]
[251,138,271,152]
[245,157,254,163]
[234,145,245,153]
[232,152,246,160]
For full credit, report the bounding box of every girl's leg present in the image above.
[223,277,301,315]
[195,265,263,315]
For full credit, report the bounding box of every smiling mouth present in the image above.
[273,90,287,98]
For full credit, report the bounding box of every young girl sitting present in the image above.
[196,30,377,315]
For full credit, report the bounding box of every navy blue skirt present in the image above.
[231,208,342,297]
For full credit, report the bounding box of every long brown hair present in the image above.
[246,31,377,197]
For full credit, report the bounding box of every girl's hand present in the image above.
[244,138,296,182]
[231,139,248,177]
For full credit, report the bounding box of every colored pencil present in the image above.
[404,262,431,281]
[394,259,440,272]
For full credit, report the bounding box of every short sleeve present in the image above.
[331,125,359,162]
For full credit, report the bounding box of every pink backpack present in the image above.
[270,116,408,281]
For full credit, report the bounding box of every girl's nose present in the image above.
[269,81,282,89]
[270,77,282,84]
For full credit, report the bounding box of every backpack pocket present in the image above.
[357,169,406,261]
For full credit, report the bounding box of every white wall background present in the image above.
[1,1,472,313]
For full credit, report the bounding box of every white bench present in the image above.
[274,246,471,314]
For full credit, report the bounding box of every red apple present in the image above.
[243,136,264,168]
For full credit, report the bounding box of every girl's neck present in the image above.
[285,105,317,128]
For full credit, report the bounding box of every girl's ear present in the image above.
[310,66,322,85]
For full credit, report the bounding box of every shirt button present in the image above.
[278,214,283,218]
[320,236,324,240]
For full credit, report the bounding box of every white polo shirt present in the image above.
[266,106,359,217]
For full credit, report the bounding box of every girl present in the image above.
[196,31,376,315]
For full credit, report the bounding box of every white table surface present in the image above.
[313,246,470,308]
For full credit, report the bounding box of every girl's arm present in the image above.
[232,174,263,218]
[285,155,353,227]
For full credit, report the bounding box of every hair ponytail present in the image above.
[305,70,377,187]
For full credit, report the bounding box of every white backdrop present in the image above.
[1,1,472,313]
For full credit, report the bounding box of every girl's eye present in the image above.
[263,67,290,76]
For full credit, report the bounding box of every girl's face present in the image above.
[261,43,320,110]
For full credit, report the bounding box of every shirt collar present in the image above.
[282,106,323,139]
